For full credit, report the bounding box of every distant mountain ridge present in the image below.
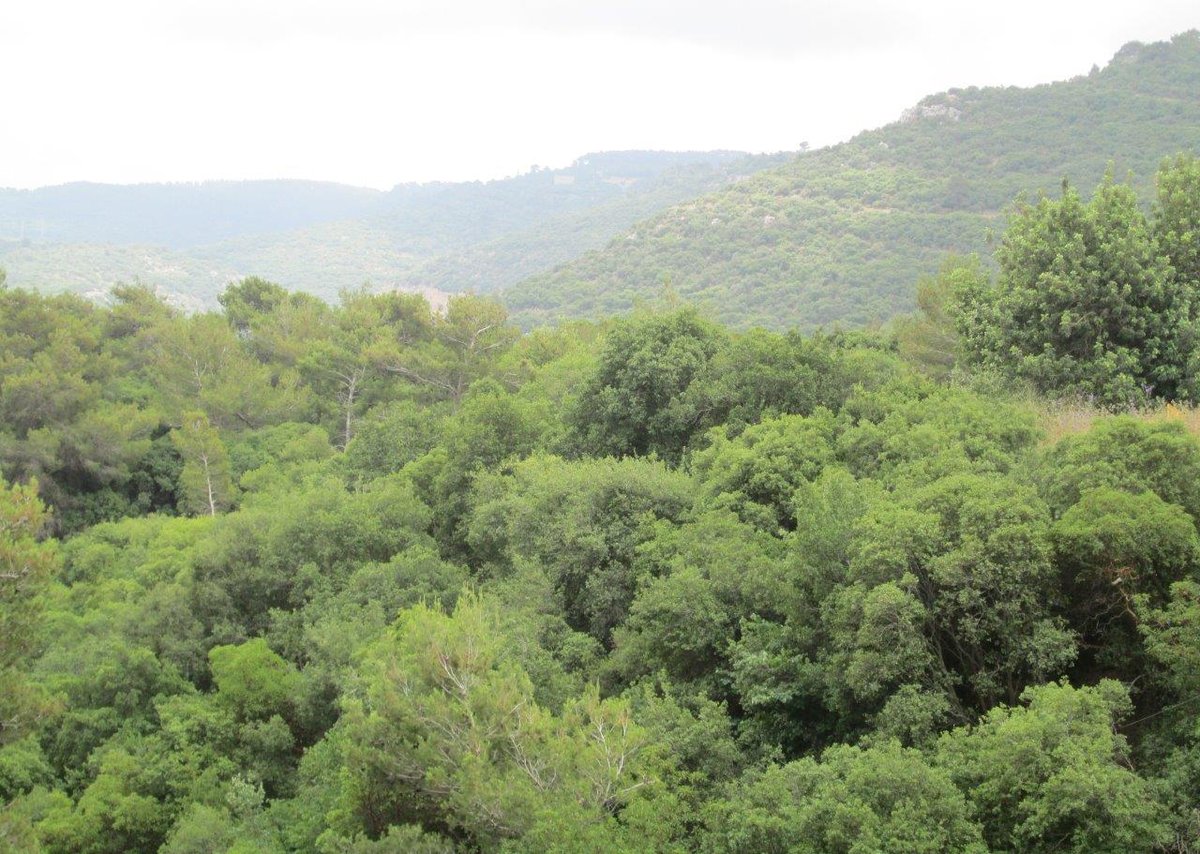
[6,31,1199,326]
[0,180,381,248]
[0,150,783,304]
[501,31,1200,331]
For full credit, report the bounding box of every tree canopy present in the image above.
[6,147,1200,852]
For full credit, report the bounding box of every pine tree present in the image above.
[170,412,233,516]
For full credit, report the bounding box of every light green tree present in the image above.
[371,294,519,405]
[702,740,986,853]
[209,638,301,722]
[170,412,233,516]
[935,680,1170,853]
[1153,153,1200,291]
[893,256,984,378]
[151,313,308,430]
[0,479,56,744]
[337,593,660,850]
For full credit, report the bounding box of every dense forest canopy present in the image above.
[4,148,1200,852]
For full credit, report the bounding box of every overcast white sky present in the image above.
[0,1,1195,190]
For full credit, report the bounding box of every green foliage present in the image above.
[367,294,521,405]
[1052,488,1200,669]
[218,276,291,334]
[171,412,234,517]
[566,308,726,462]
[702,741,985,853]
[467,454,696,644]
[0,737,54,802]
[506,33,1200,331]
[681,329,852,432]
[191,473,433,635]
[411,379,553,556]
[892,256,982,377]
[1039,416,1200,518]
[154,312,311,431]
[319,824,455,854]
[693,410,839,532]
[0,479,57,744]
[955,170,1195,405]
[936,680,1171,853]
[337,594,661,850]
[342,401,448,484]
[8,241,1200,852]
[1137,580,1200,698]
[208,639,301,722]
[1153,152,1200,290]
[613,567,732,687]
[845,473,1075,710]
[158,802,239,854]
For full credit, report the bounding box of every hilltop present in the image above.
[6,32,1199,327]
[502,31,1200,331]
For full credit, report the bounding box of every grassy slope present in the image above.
[503,32,1200,331]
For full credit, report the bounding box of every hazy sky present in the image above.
[1,1,1196,189]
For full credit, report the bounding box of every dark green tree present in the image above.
[566,308,725,462]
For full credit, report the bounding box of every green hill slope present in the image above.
[390,152,790,295]
[0,151,782,305]
[502,31,1200,331]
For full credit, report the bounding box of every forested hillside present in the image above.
[4,153,1200,851]
[0,151,782,305]
[504,31,1200,331]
